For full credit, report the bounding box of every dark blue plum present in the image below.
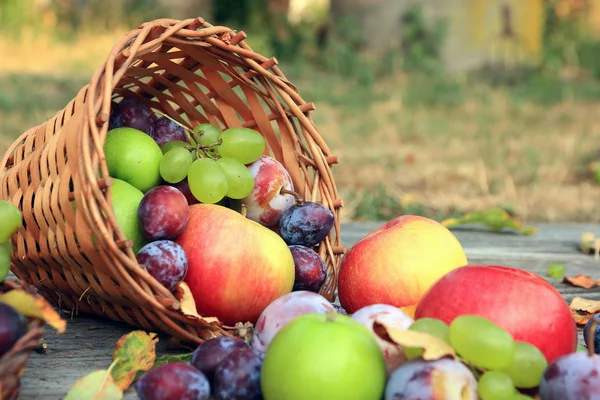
[289,245,327,292]
[0,303,26,358]
[136,240,188,292]
[584,316,600,354]
[152,117,187,147]
[279,202,334,247]
[109,97,154,136]
[213,348,264,400]
[190,336,250,381]
[135,361,210,400]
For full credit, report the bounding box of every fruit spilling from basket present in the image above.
[104,97,335,325]
[132,288,590,400]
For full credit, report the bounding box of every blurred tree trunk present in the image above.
[329,0,409,57]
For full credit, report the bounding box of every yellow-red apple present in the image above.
[337,215,468,316]
[414,265,577,363]
[176,203,295,325]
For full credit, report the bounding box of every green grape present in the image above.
[193,123,222,147]
[0,201,22,243]
[449,315,515,370]
[478,371,517,400]
[216,157,255,199]
[500,341,547,389]
[160,147,193,184]
[547,263,565,279]
[404,318,450,360]
[218,127,265,165]
[0,241,12,282]
[187,158,229,204]
[161,140,189,155]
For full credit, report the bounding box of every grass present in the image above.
[0,31,599,224]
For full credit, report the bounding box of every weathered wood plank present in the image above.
[12,222,600,400]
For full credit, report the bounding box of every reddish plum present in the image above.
[138,186,189,240]
[289,245,327,292]
[384,358,478,399]
[136,240,188,292]
[169,178,199,206]
[279,202,334,247]
[0,303,26,357]
[135,361,210,400]
[109,97,154,136]
[213,348,264,400]
[191,336,250,380]
[251,291,335,352]
[539,351,600,399]
[153,117,187,147]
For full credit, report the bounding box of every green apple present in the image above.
[260,312,387,400]
[0,241,12,282]
[110,178,147,253]
[104,127,162,193]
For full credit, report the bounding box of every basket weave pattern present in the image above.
[0,281,44,400]
[0,17,343,343]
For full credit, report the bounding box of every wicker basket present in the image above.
[0,17,344,344]
[0,280,45,400]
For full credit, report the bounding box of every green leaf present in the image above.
[442,208,538,236]
[64,366,123,400]
[111,330,158,391]
[153,352,194,368]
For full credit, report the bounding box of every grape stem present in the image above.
[153,110,195,143]
[241,203,248,218]
[280,188,304,205]
[588,316,599,357]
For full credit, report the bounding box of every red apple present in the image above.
[176,204,295,325]
[241,155,295,227]
[414,265,578,364]
[338,215,468,317]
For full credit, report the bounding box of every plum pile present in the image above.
[104,97,335,297]
[136,336,264,400]
[0,201,27,358]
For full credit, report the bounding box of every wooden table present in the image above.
[12,221,600,399]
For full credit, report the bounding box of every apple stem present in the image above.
[588,316,599,357]
[326,312,336,322]
[241,203,248,218]
[280,188,304,205]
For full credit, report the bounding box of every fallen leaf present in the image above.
[64,362,123,400]
[0,288,66,333]
[111,331,158,391]
[563,274,599,289]
[441,208,538,236]
[374,320,455,361]
[152,352,194,369]
[173,282,219,324]
[569,297,600,325]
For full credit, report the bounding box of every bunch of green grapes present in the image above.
[403,315,548,400]
[158,123,265,205]
[0,201,22,282]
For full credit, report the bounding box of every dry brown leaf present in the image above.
[569,297,600,325]
[374,320,456,361]
[0,289,66,333]
[563,274,600,289]
[173,282,219,324]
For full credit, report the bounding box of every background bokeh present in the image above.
[1,0,599,223]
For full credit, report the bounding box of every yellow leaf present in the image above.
[374,320,456,361]
[111,331,158,391]
[442,208,538,236]
[65,363,123,400]
[0,289,66,333]
[173,282,219,324]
